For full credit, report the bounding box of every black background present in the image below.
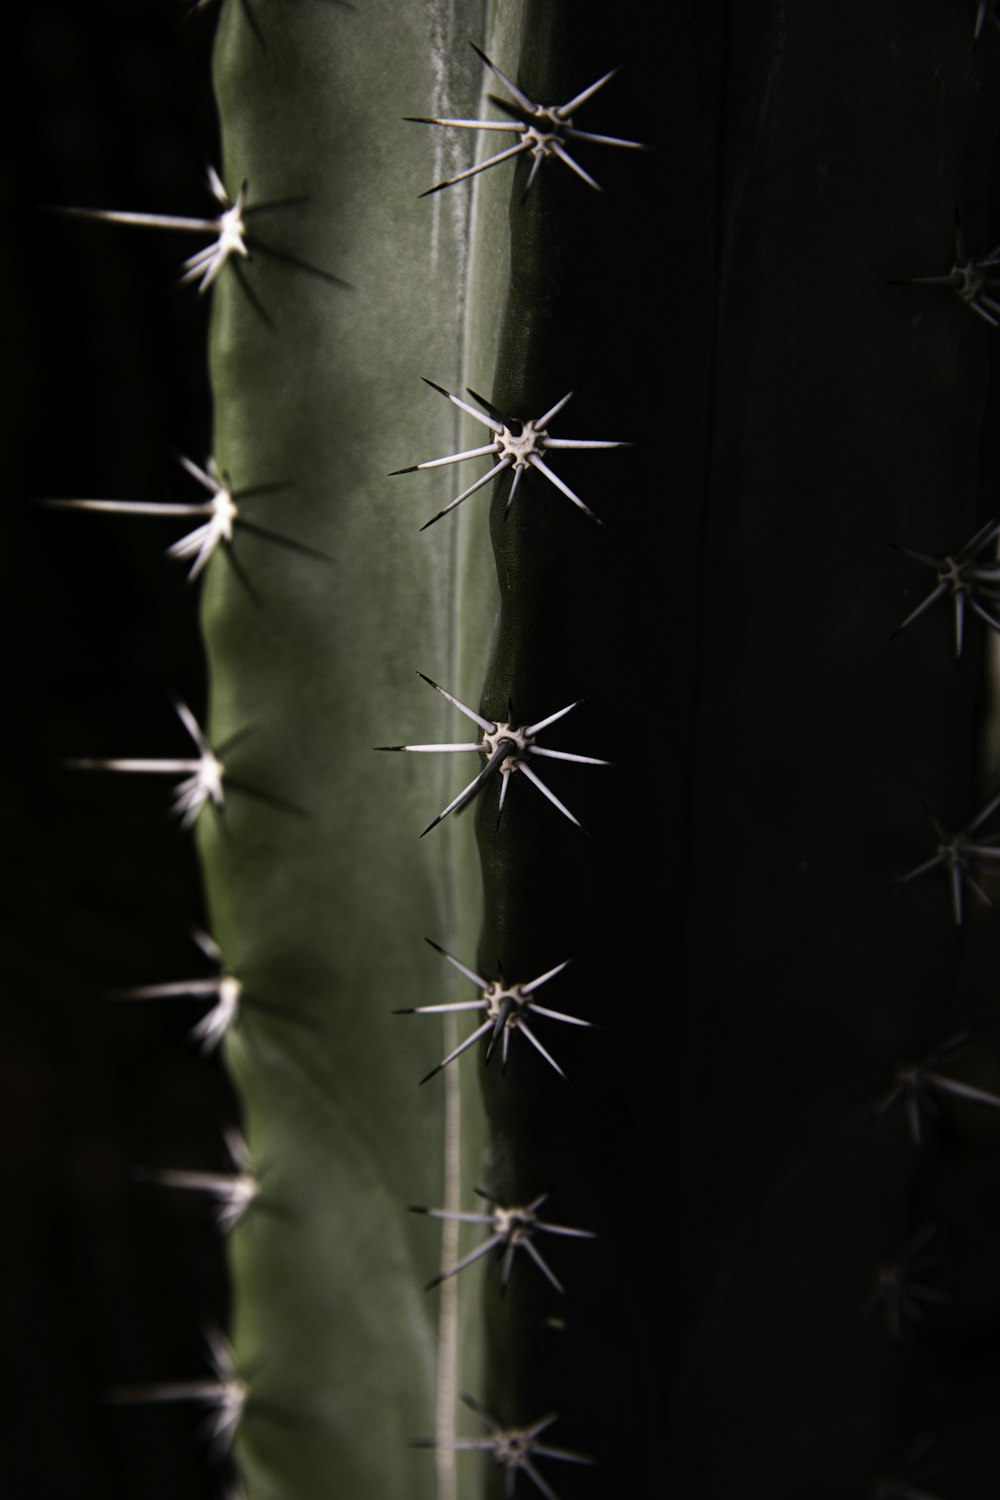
[4,4,233,1496]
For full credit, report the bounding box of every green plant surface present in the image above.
[201,2,511,1496]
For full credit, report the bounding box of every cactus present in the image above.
[12,1,1000,1498]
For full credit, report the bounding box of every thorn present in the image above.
[398,942,589,1084]
[397,378,619,526]
[381,677,605,833]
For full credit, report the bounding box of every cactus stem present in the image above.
[397,943,589,1086]
[379,674,609,834]
[186,0,266,51]
[134,1129,259,1232]
[394,381,623,529]
[896,794,1000,925]
[408,42,647,199]
[890,517,1000,655]
[105,1328,247,1457]
[414,1396,593,1500]
[411,1187,595,1295]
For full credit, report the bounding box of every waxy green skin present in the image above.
[202,3,499,1496]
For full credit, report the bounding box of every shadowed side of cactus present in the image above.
[444,0,1000,1494]
[669,4,1000,1494]
[460,4,684,1493]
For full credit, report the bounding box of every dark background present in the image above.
[3,4,234,1496]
